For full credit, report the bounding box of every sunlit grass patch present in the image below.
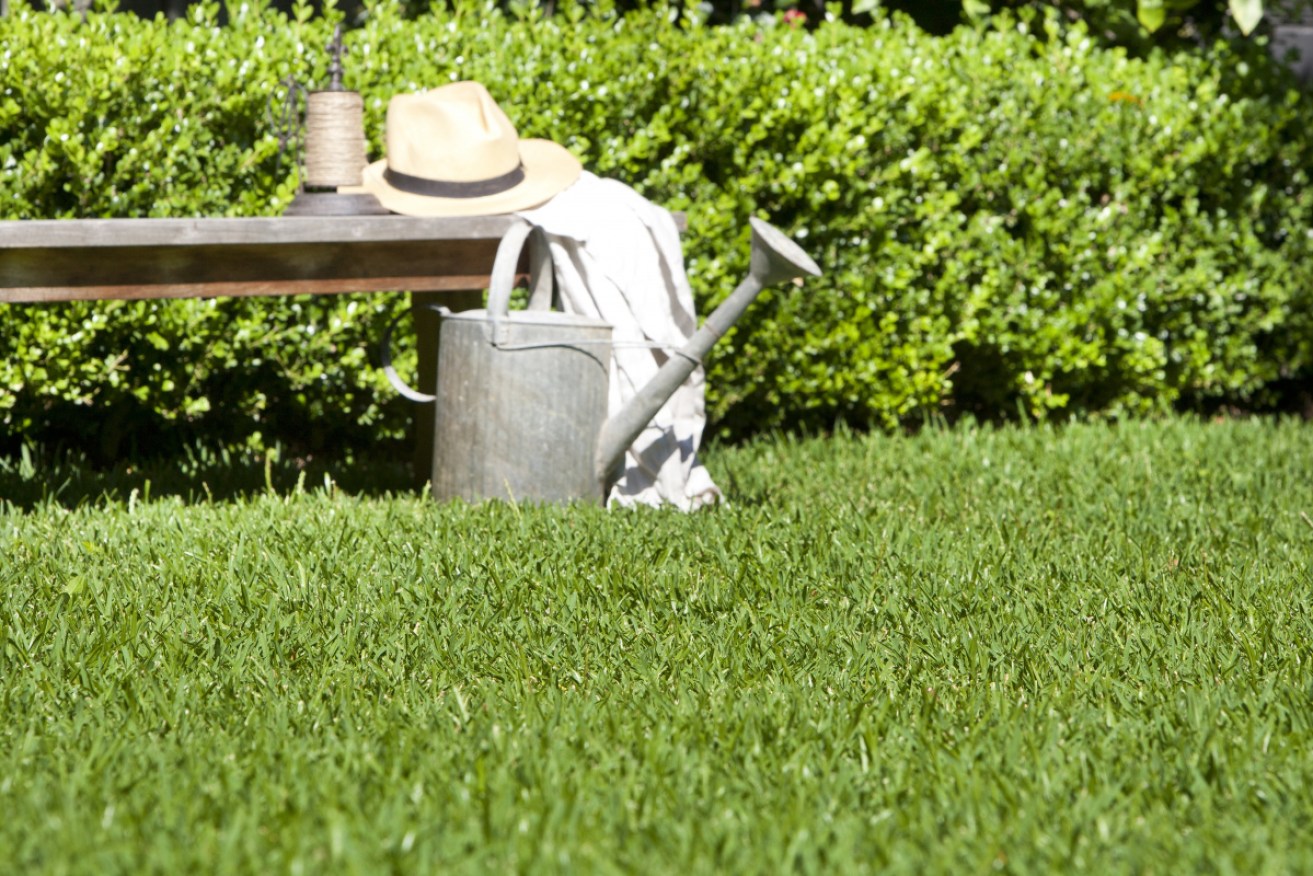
[2,418,1311,873]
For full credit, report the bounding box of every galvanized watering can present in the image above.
[386,216,820,504]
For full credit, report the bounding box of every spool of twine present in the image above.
[304,90,367,188]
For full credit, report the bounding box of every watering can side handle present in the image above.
[379,303,450,404]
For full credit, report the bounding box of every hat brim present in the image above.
[346,139,582,218]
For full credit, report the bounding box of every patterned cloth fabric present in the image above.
[518,172,722,511]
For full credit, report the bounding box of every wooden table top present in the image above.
[0,215,522,303]
[0,215,519,249]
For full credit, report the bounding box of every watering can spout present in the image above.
[594,217,821,487]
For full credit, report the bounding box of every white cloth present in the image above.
[518,172,722,511]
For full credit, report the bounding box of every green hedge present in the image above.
[2,1,1311,457]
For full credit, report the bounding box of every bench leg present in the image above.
[411,289,484,486]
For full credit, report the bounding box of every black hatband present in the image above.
[383,164,526,199]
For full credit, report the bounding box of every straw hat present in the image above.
[349,81,582,217]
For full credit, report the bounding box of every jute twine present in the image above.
[304,90,366,188]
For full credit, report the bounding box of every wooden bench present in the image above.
[0,214,529,478]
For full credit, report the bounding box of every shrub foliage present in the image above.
[2,0,1311,454]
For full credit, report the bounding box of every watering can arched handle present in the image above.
[381,221,556,402]
[487,219,554,344]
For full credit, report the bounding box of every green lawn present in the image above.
[2,418,1311,873]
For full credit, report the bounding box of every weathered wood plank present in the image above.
[3,276,501,303]
[0,212,686,303]
[0,212,684,250]
[0,238,505,302]
[0,215,519,249]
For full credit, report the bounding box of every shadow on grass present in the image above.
[0,444,420,512]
